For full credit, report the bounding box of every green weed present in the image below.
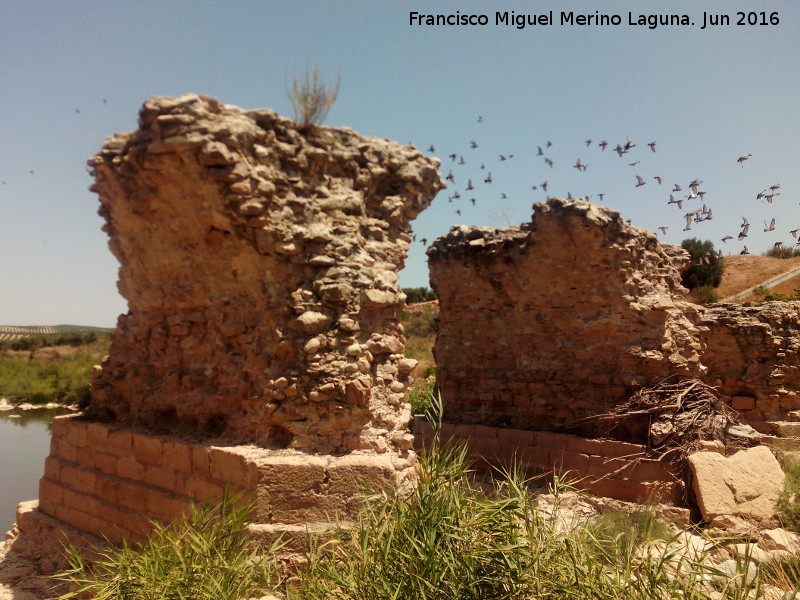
[54,492,283,600]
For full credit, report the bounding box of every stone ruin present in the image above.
[428,197,800,438]
[6,94,443,565]
[417,197,800,505]
[8,102,800,570]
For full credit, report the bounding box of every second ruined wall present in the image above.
[429,197,800,436]
[429,198,706,435]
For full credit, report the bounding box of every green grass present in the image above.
[408,375,436,415]
[776,453,800,533]
[293,395,771,600]
[47,393,800,600]
[0,338,110,405]
[54,491,284,600]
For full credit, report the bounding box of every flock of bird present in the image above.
[1,105,791,262]
[415,115,790,259]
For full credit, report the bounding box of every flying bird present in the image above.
[737,154,752,166]
[648,141,656,152]
[740,246,750,255]
[544,158,553,168]
[658,226,668,234]
[764,218,776,232]
[673,184,682,192]
[428,144,435,153]
[635,175,646,187]
[721,236,733,243]
[470,141,478,149]
[477,115,484,123]
[484,172,493,184]
[599,141,608,151]
[628,161,640,167]
[536,146,544,156]
[654,176,663,184]
[585,139,592,146]
[466,179,474,191]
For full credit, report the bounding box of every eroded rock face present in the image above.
[699,302,800,424]
[87,94,443,454]
[428,198,705,434]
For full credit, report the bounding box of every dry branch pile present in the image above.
[576,377,757,488]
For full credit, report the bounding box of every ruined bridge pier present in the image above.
[13,94,443,558]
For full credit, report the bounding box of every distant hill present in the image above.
[0,325,114,342]
[715,255,800,301]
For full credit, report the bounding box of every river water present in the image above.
[0,410,61,531]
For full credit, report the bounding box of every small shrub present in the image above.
[764,244,800,259]
[408,375,436,415]
[693,284,719,304]
[287,65,339,130]
[681,238,724,289]
[54,491,283,600]
[403,287,437,304]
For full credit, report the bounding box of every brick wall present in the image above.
[412,418,683,504]
[39,415,399,543]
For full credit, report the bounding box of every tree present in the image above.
[680,238,724,289]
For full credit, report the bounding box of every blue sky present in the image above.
[1,0,798,326]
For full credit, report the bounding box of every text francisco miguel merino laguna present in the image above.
[409,10,780,30]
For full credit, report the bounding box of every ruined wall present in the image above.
[17,94,445,561]
[87,94,443,454]
[699,303,800,430]
[429,198,706,435]
[429,197,800,437]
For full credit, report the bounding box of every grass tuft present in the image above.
[53,491,283,600]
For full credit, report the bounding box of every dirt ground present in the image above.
[714,255,800,300]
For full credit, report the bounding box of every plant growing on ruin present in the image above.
[287,65,340,130]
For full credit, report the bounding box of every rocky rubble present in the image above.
[86,93,443,455]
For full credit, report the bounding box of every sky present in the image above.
[0,0,798,327]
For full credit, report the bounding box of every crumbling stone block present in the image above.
[428,198,705,434]
[86,93,442,457]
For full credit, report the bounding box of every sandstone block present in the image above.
[132,434,164,466]
[759,527,800,553]
[689,446,785,521]
[208,447,249,487]
[326,455,396,494]
[162,441,193,473]
[254,455,328,493]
